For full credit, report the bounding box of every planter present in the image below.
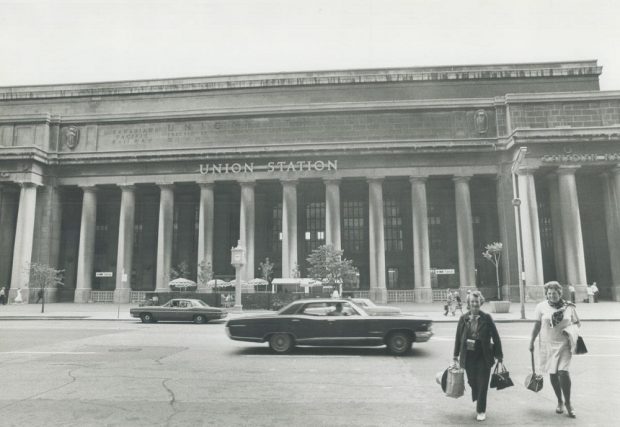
[489,301,511,313]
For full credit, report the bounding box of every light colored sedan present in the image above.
[130,298,227,324]
[351,298,402,316]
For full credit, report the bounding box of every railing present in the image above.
[432,289,451,302]
[386,290,416,303]
[130,291,146,303]
[350,291,370,299]
[90,291,114,303]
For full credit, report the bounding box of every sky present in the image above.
[1,0,619,90]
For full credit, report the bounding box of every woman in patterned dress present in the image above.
[529,281,580,418]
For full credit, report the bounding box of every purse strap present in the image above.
[530,351,536,374]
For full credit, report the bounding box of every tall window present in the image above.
[305,201,325,253]
[271,203,282,254]
[343,200,365,253]
[384,198,404,252]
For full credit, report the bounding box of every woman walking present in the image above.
[529,281,580,418]
[453,291,503,421]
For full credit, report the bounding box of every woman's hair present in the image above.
[466,290,485,306]
[543,281,563,296]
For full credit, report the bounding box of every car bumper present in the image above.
[415,331,433,342]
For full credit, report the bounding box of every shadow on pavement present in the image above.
[230,345,434,358]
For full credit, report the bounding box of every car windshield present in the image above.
[193,300,209,307]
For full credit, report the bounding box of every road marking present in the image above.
[2,351,97,355]
[242,355,361,358]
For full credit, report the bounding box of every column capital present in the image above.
[239,180,256,188]
[78,185,98,192]
[17,181,42,189]
[281,179,298,186]
[323,178,341,185]
[198,182,215,190]
[556,165,581,175]
[366,177,384,184]
[409,175,428,184]
[515,167,538,176]
[118,184,136,191]
[156,183,175,190]
[452,175,472,183]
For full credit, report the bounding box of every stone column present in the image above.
[368,178,387,303]
[197,182,215,290]
[410,176,432,302]
[604,167,620,301]
[324,179,341,250]
[9,182,38,303]
[546,174,566,285]
[0,184,18,291]
[281,180,298,278]
[114,185,135,303]
[74,186,97,303]
[557,166,588,301]
[453,176,476,290]
[155,184,174,292]
[239,181,255,281]
[517,170,545,301]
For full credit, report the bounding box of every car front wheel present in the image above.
[269,333,294,353]
[194,314,207,324]
[140,313,154,323]
[386,332,412,355]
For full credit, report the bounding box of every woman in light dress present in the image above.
[529,281,580,418]
[14,288,23,304]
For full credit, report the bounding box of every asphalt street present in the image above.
[0,319,617,427]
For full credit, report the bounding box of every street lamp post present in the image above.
[231,240,245,312]
[511,147,527,320]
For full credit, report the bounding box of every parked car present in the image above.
[130,298,227,324]
[225,298,432,355]
[351,298,402,316]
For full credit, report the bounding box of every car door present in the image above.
[290,302,336,344]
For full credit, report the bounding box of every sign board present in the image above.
[95,272,113,278]
[431,269,455,275]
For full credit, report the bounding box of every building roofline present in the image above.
[0,60,601,101]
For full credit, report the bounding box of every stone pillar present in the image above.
[281,180,298,278]
[324,179,341,250]
[557,166,588,301]
[74,186,97,303]
[603,167,620,301]
[547,174,566,286]
[496,174,519,301]
[155,184,174,292]
[453,176,476,290]
[9,182,38,303]
[114,185,135,303]
[0,184,18,291]
[368,178,387,303]
[517,170,545,301]
[410,176,432,302]
[239,181,255,281]
[197,182,215,290]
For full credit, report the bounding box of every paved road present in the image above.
[0,319,617,426]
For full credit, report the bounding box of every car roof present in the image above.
[292,299,356,304]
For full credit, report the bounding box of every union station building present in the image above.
[1,60,619,304]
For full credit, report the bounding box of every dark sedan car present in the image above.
[225,298,432,355]
[130,298,227,324]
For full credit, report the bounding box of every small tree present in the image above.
[197,260,213,288]
[26,262,64,313]
[259,257,274,292]
[170,261,191,281]
[482,242,503,300]
[291,262,301,279]
[307,245,357,296]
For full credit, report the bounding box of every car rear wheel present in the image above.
[194,314,207,324]
[269,333,294,353]
[386,331,412,355]
[140,313,154,323]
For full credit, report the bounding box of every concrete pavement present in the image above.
[0,300,618,322]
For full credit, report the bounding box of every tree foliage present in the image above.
[25,262,64,313]
[306,245,358,295]
[482,242,503,299]
[197,260,213,287]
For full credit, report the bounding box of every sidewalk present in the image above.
[0,301,618,322]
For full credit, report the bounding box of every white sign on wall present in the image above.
[95,272,113,278]
[431,269,455,275]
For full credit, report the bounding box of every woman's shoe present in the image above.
[555,403,564,414]
[565,403,576,418]
[476,413,486,421]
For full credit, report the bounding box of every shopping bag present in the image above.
[576,336,588,355]
[525,351,543,392]
[490,362,514,390]
[445,364,465,398]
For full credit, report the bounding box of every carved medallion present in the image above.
[474,110,488,134]
[62,126,80,150]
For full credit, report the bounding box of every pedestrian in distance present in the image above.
[14,288,23,304]
[529,281,580,418]
[567,283,576,304]
[0,286,6,305]
[36,289,44,303]
[444,291,454,316]
[591,282,599,303]
[453,291,503,422]
[454,291,463,315]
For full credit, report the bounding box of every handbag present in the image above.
[525,351,544,392]
[490,362,514,390]
[445,364,465,398]
[576,336,588,355]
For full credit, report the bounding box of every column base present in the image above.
[230,304,243,312]
[369,288,387,304]
[573,284,588,303]
[501,285,520,302]
[525,285,545,302]
[610,285,620,301]
[8,288,30,304]
[414,288,433,303]
[74,288,91,303]
[114,288,131,304]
